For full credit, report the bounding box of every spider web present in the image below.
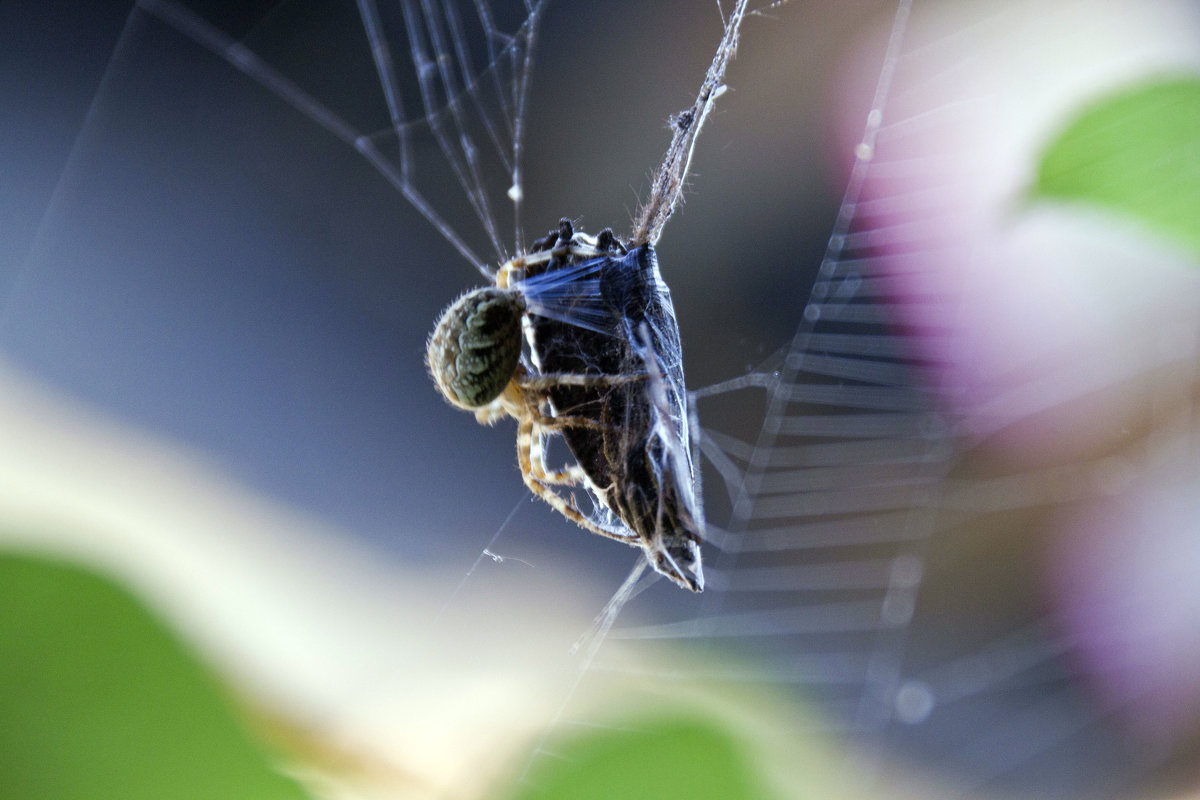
[552,2,1199,796]
[6,0,1198,798]
[136,0,539,276]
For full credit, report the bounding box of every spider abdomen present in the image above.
[427,287,524,409]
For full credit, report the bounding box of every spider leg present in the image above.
[563,505,641,544]
[516,415,638,544]
[527,423,588,486]
[472,395,512,426]
[532,412,609,432]
[516,372,643,432]
[496,259,522,289]
[518,372,645,392]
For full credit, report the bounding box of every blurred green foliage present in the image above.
[509,714,783,800]
[0,552,311,800]
[1034,76,1200,258]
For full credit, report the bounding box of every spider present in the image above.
[426,219,705,592]
[425,0,750,593]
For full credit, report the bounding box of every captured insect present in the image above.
[426,0,749,592]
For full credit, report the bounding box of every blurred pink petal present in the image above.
[833,0,1200,463]
[1048,475,1200,742]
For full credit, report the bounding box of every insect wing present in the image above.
[527,245,704,590]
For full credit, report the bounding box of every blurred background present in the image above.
[2,0,1199,798]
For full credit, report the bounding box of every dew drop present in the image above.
[894,680,936,724]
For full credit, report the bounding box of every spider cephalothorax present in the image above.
[426,219,704,592]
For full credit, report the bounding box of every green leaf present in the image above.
[0,552,312,800]
[509,714,783,800]
[1032,76,1200,257]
